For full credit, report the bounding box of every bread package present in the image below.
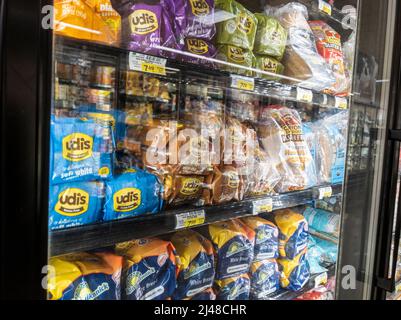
[204,165,240,205]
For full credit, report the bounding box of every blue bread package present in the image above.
[171,230,215,300]
[103,169,163,221]
[48,252,123,300]
[50,115,113,184]
[214,274,250,300]
[115,238,177,300]
[49,181,105,230]
[302,206,340,237]
[274,209,309,259]
[249,260,281,299]
[241,216,279,261]
[203,220,255,280]
[277,250,310,292]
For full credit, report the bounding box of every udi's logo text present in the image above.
[186,39,209,55]
[113,188,141,212]
[190,0,210,16]
[228,46,245,63]
[181,178,202,196]
[62,133,93,162]
[55,188,89,216]
[130,10,158,35]
[237,13,254,34]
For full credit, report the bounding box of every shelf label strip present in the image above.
[129,52,166,76]
[231,75,255,92]
[175,210,206,229]
[253,198,273,215]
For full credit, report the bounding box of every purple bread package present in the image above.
[182,37,217,67]
[111,1,178,58]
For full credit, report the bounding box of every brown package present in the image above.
[204,166,240,205]
[167,174,206,207]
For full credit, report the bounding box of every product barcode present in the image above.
[253,198,273,215]
[128,52,166,75]
[175,210,206,229]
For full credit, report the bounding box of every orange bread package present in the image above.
[55,0,121,45]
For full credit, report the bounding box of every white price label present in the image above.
[128,52,166,75]
[252,198,273,215]
[175,210,205,229]
[314,272,328,288]
[231,75,255,91]
[297,87,313,103]
[335,97,348,109]
[318,0,332,16]
[318,187,333,200]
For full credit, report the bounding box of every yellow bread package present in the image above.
[170,230,215,300]
[55,0,121,45]
[48,252,123,300]
[274,209,308,259]
[277,249,310,292]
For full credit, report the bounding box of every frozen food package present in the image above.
[309,20,350,96]
[214,274,250,300]
[274,209,309,259]
[272,2,336,91]
[202,220,255,280]
[49,181,104,230]
[254,55,284,80]
[241,216,279,261]
[50,115,113,184]
[111,1,178,57]
[48,252,123,300]
[115,238,177,300]
[215,0,257,50]
[204,166,240,205]
[216,44,255,76]
[249,260,281,299]
[277,250,310,291]
[302,207,340,237]
[170,230,215,300]
[103,169,163,221]
[182,38,217,67]
[254,13,287,59]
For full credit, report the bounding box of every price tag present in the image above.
[231,75,255,92]
[335,97,348,109]
[129,52,166,76]
[314,272,328,288]
[252,198,273,215]
[322,94,328,105]
[318,0,332,16]
[297,87,313,103]
[175,210,205,229]
[318,186,333,200]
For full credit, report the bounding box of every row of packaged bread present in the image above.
[49,209,315,300]
[55,0,353,95]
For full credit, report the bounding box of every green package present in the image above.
[215,0,257,50]
[255,55,284,80]
[217,44,255,76]
[254,14,287,60]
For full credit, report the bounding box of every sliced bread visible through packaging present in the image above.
[49,181,105,230]
[277,249,310,291]
[116,238,177,300]
[204,166,240,205]
[214,274,250,300]
[274,209,309,259]
[203,219,255,280]
[241,216,279,261]
[103,168,163,221]
[48,252,123,300]
[50,115,113,184]
[170,230,215,300]
[249,260,280,299]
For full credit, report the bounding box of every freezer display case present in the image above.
[1,0,399,300]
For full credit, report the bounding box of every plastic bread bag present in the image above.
[306,236,328,275]
[302,122,318,188]
[214,274,250,300]
[49,181,105,230]
[110,1,179,58]
[48,252,123,300]
[115,238,178,300]
[249,260,281,299]
[103,168,164,221]
[182,38,217,67]
[200,219,255,280]
[216,44,255,77]
[254,55,285,80]
[271,2,336,91]
[165,174,207,207]
[241,216,279,261]
[203,165,240,205]
[302,206,340,238]
[215,0,257,50]
[309,20,350,96]
[170,229,215,300]
[277,249,310,292]
[274,209,309,260]
[222,116,249,168]
[254,13,287,60]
